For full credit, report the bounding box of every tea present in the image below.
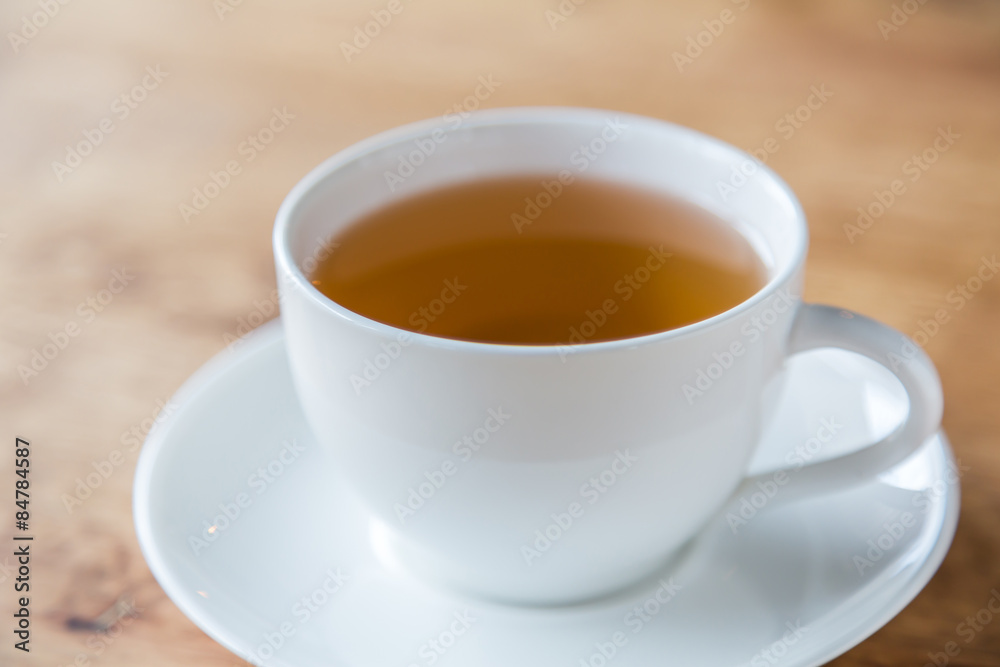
[310,176,766,345]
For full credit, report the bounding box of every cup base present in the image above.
[368,512,699,607]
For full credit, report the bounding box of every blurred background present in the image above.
[1,0,999,665]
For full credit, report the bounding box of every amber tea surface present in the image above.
[310,176,767,345]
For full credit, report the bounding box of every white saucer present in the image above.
[134,320,959,667]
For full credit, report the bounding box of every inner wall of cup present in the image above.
[283,109,805,289]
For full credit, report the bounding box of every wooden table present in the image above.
[2,0,998,664]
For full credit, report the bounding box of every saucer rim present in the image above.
[800,437,959,667]
[133,321,290,664]
[133,320,960,667]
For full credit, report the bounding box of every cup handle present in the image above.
[738,304,944,504]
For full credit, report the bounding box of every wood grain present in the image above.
[1,0,998,664]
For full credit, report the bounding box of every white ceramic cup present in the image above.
[273,107,943,606]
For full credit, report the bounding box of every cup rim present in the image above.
[273,106,808,356]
